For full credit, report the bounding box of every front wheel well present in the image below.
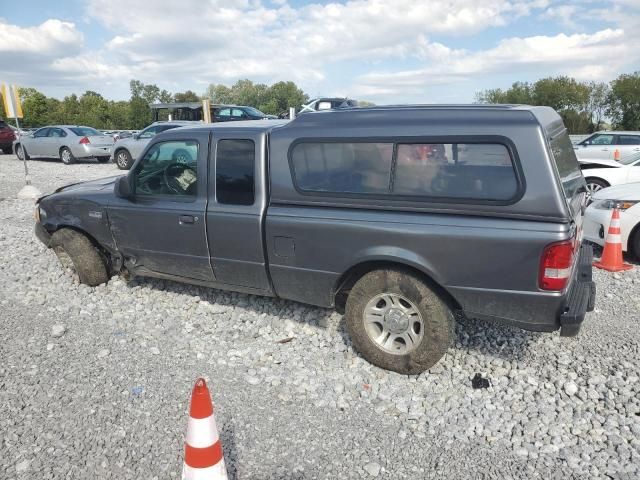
[48,225,115,273]
[584,176,610,186]
[333,260,462,314]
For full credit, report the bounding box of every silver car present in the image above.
[111,121,196,170]
[14,125,115,165]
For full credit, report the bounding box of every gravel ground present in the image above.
[1,154,639,479]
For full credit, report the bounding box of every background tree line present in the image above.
[0,79,311,130]
[475,71,640,133]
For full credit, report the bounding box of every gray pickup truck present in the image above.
[34,105,596,374]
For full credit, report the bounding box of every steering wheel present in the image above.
[164,162,196,194]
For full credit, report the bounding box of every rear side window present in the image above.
[216,139,255,205]
[618,135,640,145]
[394,143,517,200]
[290,140,519,201]
[291,142,393,194]
[550,131,584,199]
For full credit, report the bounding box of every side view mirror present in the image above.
[133,133,139,140]
[114,175,134,200]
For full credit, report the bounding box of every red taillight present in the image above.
[79,136,90,145]
[539,239,577,291]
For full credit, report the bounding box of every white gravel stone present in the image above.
[364,462,381,477]
[51,324,66,338]
[564,382,579,396]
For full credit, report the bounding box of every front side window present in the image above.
[394,143,517,200]
[588,134,614,145]
[33,128,49,138]
[139,126,160,139]
[291,142,393,194]
[216,108,231,118]
[135,140,199,197]
[216,139,255,205]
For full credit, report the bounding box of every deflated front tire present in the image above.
[49,228,109,286]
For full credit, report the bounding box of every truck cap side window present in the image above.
[216,139,255,205]
[393,143,517,200]
[134,140,198,196]
[290,140,519,201]
[291,142,393,194]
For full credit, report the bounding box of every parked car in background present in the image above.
[584,182,640,259]
[112,121,195,170]
[34,105,595,374]
[579,152,640,198]
[0,120,16,154]
[13,125,115,164]
[212,105,277,122]
[574,131,640,160]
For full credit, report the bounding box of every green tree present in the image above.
[586,81,610,132]
[173,90,201,102]
[608,72,640,130]
[18,87,50,126]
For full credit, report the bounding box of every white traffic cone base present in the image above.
[17,184,42,200]
[182,460,228,480]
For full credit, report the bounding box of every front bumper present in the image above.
[35,222,51,247]
[559,244,596,337]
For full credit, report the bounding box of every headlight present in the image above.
[593,199,638,211]
[34,205,47,222]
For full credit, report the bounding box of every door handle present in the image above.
[179,215,196,224]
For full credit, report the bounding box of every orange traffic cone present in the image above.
[614,149,621,161]
[594,208,633,272]
[182,378,228,480]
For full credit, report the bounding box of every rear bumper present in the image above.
[70,144,113,158]
[559,244,596,337]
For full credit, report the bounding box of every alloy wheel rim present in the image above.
[362,293,424,355]
[117,152,127,167]
[62,150,71,162]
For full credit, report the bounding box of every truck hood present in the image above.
[55,175,122,193]
[592,182,640,201]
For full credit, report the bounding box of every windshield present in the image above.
[243,107,265,117]
[69,127,103,136]
[620,152,640,165]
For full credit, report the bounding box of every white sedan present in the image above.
[580,152,640,198]
[584,182,640,259]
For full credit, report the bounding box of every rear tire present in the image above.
[345,268,454,374]
[49,229,109,286]
[115,149,133,170]
[15,144,29,160]
[60,147,76,165]
[96,156,110,163]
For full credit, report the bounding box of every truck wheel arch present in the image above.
[333,259,461,315]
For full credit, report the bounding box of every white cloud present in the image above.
[354,27,637,99]
[0,19,83,54]
[0,0,639,102]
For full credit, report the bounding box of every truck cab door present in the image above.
[206,132,271,292]
[108,132,215,282]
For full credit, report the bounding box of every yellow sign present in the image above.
[1,84,24,119]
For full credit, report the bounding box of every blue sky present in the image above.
[1,0,639,104]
